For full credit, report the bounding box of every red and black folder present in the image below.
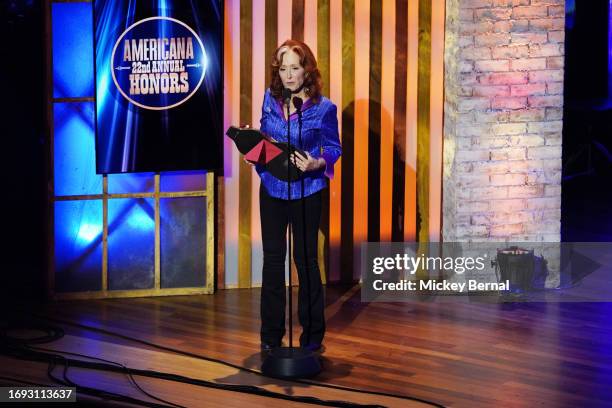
[226,126,306,181]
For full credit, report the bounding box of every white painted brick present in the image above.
[456,149,492,162]
[544,135,562,145]
[509,135,545,146]
[528,95,563,108]
[458,97,491,111]
[527,121,563,134]
[511,83,546,96]
[471,186,509,200]
[490,173,527,186]
[459,35,475,47]
[526,197,561,210]
[458,201,490,213]
[471,161,511,174]
[492,123,527,135]
[473,137,511,149]
[511,32,548,45]
[456,225,490,238]
[508,109,546,122]
[508,185,545,198]
[529,44,563,57]
[545,107,563,120]
[462,46,493,60]
[527,145,562,159]
[458,124,492,137]
[490,147,526,161]
[457,174,491,187]
[544,185,561,197]
[546,82,563,95]
[512,5,548,19]
[491,224,523,236]
[475,110,510,123]
[473,85,511,97]
[524,222,560,234]
[526,169,562,184]
[511,58,547,71]
[489,198,527,211]
[548,30,565,43]
[492,45,530,59]
[443,0,563,243]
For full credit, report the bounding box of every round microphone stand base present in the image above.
[261,346,321,379]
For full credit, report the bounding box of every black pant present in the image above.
[259,183,325,346]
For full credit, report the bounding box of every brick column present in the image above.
[443,0,564,242]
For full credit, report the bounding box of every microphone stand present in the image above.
[294,97,313,348]
[286,92,294,350]
[261,90,321,379]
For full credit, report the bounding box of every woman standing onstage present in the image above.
[246,39,342,352]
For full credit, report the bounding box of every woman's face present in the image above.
[278,49,305,92]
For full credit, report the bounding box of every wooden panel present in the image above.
[216,174,225,289]
[277,0,292,45]
[251,0,266,285]
[303,0,318,58]
[103,175,109,291]
[416,0,431,244]
[317,0,331,97]
[368,0,382,242]
[310,0,327,283]
[328,0,342,283]
[380,0,395,242]
[353,0,369,279]
[392,0,407,242]
[225,0,242,288]
[292,0,305,41]
[207,172,216,293]
[429,0,445,242]
[265,0,278,78]
[238,0,253,288]
[340,0,355,283]
[404,0,419,242]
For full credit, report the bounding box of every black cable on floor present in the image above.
[0,324,180,408]
[1,322,388,407]
[40,346,186,408]
[3,345,385,408]
[32,314,447,408]
[1,347,174,408]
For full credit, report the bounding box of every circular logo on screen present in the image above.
[111,17,207,110]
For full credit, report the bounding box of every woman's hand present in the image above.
[290,151,325,172]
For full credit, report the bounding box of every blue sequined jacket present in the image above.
[256,88,342,200]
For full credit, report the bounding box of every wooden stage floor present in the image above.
[2,285,612,407]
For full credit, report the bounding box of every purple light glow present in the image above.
[609,0,612,95]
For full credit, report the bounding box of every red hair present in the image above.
[269,39,323,102]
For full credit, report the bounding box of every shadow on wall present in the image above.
[325,98,414,285]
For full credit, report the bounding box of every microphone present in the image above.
[292,96,303,113]
[282,88,292,103]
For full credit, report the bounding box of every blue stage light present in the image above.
[108,173,155,194]
[77,223,104,244]
[54,200,103,292]
[54,102,102,197]
[107,198,155,290]
[52,3,94,98]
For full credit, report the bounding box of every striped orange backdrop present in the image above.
[220,0,444,288]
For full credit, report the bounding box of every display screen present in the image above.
[94,0,222,174]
